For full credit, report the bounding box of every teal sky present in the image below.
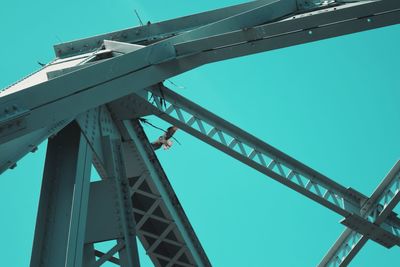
[1,1,400,266]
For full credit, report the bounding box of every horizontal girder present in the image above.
[1,0,399,159]
[2,1,400,266]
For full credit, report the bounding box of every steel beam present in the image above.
[30,122,92,267]
[52,0,378,59]
[0,118,71,173]
[319,161,400,266]
[117,119,211,267]
[53,0,300,58]
[132,85,400,247]
[75,106,210,266]
[2,0,399,149]
[99,136,140,267]
[2,1,400,266]
[0,0,297,145]
[72,106,141,266]
[174,0,400,58]
[0,54,91,174]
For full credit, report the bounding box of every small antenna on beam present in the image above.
[134,9,144,26]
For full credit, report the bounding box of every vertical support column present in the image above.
[30,122,92,267]
[102,136,140,267]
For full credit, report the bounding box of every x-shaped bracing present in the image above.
[1,0,400,266]
[124,85,400,266]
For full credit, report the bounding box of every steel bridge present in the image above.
[1,0,400,266]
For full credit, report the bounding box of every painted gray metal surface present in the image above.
[2,1,400,266]
[119,119,211,267]
[101,136,141,267]
[1,0,399,156]
[85,180,123,243]
[53,0,299,58]
[0,53,91,171]
[0,119,70,172]
[319,161,400,266]
[174,0,400,57]
[125,85,400,265]
[30,122,92,267]
[76,107,142,266]
[133,85,400,247]
[75,106,210,266]
[0,0,297,145]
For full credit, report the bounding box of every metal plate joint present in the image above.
[341,215,400,248]
[0,104,30,138]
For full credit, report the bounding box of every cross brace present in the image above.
[125,85,400,265]
[319,162,400,266]
[1,0,400,266]
[1,0,399,154]
[76,106,210,266]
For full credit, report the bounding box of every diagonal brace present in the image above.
[319,161,400,266]
[94,243,124,266]
[132,85,400,247]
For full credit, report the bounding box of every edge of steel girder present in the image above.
[119,120,211,267]
[2,0,400,169]
[76,104,210,266]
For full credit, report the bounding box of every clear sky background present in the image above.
[1,0,400,266]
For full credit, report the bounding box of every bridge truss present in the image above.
[1,0,400,266]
